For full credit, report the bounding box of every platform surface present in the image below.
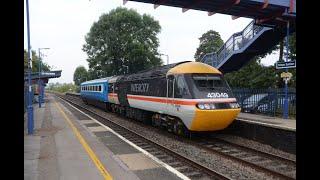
[24,94,183,180]
[237,112,296,131]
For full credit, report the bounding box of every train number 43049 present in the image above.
[207,92,229,98]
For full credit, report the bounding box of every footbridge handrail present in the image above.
[201,20,267,68]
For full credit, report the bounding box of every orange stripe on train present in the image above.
[126,94,236,106]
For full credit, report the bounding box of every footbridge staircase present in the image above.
[200,20,294,73]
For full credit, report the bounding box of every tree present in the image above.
[83,7,163,77]
[73,66,89,86]
[46,82,78,93]
[194,30,224,61]
[24,49,51,72]
[224,57,278,89]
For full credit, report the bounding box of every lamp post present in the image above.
[26,0,33,134]
[283,21,290,119]
[38,48,50,108]
[159,53,169,65]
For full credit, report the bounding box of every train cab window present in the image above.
[98,85,101,92]
[174,75,190,98]
[192,74,227,90]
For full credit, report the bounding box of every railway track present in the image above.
[62,92,296,179]
[192,138,296,179]
[56,93,231,180]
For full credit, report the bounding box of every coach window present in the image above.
[108,84,113,93]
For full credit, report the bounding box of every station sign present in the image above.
[276,60,296,69]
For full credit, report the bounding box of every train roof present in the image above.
[122,61,191,81]
[81,76,113,85]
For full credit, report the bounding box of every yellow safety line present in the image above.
[54,101,113,180]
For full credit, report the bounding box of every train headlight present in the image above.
[204,104,211,110]
[230,102,240,108]
[197,103,216,110]
[197,104,205,110]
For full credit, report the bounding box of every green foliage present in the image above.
[194,30,224,61]
[224,58,277,88]
[73,66,89,86]
[24,49,51,72]
[83,7,163,77]
[46,82,78,93]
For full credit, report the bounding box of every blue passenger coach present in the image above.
[80,77,112,103]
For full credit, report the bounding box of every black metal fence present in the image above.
[232,88,296,118]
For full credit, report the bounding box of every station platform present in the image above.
[24,94,183,180]
[237,112,296,132]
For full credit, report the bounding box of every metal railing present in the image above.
[232,88,296,118]
[201,20,267,68]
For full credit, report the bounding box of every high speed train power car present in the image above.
[80,61,241,136]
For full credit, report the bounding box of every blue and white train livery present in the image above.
[80,77,112,103]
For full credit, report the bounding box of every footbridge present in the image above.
[124,0,296,73]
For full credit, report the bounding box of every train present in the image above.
[80,61,241,136]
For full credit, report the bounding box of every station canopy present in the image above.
[24,70,62,84]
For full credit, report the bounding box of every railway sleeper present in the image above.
[183,171,203,178]
[174,166,192,173]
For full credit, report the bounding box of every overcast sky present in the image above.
[24,0,279,83]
